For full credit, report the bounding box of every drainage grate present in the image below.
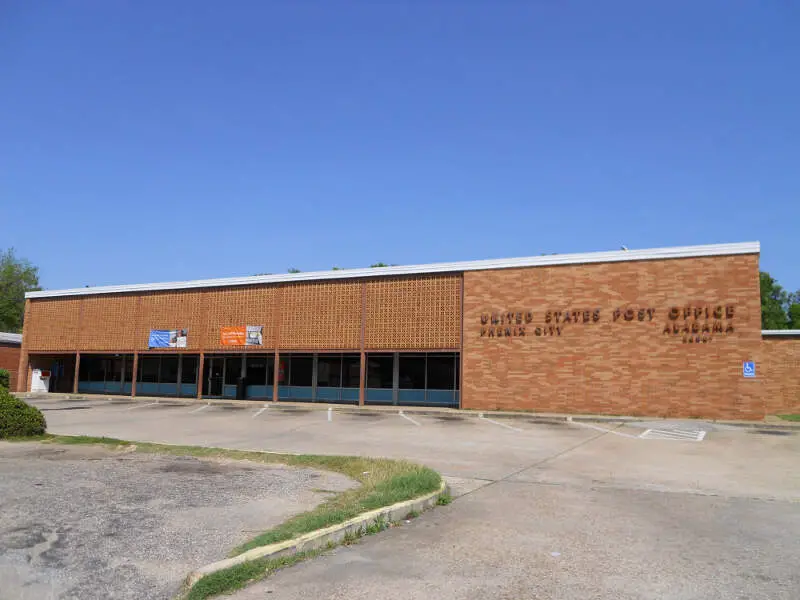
[639,428,707,442]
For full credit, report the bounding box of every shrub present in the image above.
[0,388,46,438]
[0,369,9,390]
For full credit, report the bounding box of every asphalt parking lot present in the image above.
[20,397,800,599]
[0,439,353,600]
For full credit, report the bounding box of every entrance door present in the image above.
[205,358,224,397]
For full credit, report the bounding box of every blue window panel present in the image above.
[77,381,91,393]
[122,382,132,395]
[278,386,291,400]
[88,381,106,393]
[246,385,270,399]
[398,389,426,405]
[366,388,393,404]
[424,390,458,408]
[138,382,158,396]
[158,383,178,396]
[223,385,237,399]
[341,388,359,403]
[104,381,122,394]
[288,386,313,401]
[315,388,341,402]
[180,384,197,397]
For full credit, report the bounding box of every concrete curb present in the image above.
[17,392,800,430]
[185,480,449,587]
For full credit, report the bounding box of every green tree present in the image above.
[760,271,789,330]
[370,262,390,268]
[287,268,301,274]
[788,292,800,329]
[0,248,40,333]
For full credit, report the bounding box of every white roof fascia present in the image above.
[0,332,23,344]
[26,241,760,299]
[762,330,800,336]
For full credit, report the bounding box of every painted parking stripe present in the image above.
[398,411,421,426]
[125,402,159,411]
[478,415,524,432]
[188,404,210,414]
[251,406,269,419]
[569,420,641,439]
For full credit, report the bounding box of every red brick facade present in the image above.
[0,342,21,391]
[760,337,800,416]
[17,246,799,419]
[461,254,764,420]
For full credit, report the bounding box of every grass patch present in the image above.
[777,414,800,422]
[28,434,443,600]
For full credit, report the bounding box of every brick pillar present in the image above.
[16,349,29,393]
[72,352,80,394]
[358,351,366,406]
[197,353,204,399]
[273,351,280,402]
[131,353,139,397]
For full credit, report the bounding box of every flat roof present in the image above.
[0,332,23,344]
[26,241,760,299]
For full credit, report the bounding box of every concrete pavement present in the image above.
[24,397,800,599]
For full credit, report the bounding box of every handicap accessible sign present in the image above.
[742,361,756,378]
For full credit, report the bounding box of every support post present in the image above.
[197,353,204,399]
[72,352,80,394]
[358,351,366,406]
[131,353,139,397]
[272,351,280,402]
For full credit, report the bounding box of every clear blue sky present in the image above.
[1,1,798,292]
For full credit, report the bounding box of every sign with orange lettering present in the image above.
[220,326,246,346]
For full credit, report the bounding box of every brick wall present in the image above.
[760,337,800,416]
[462,254,763,420]
[0,343,21,391]
[23,275,462,354]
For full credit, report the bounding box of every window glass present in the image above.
[107,357,124,382]
[399,355,426,389]
[426,354,456,390]
[367,354,393,388]
[160,356,179,384]
[289,355,313,386]
[181,356,198,384]
[341,355,360,388]
[79,358,90,381]
[123,356,133,383]
[245,356,267,387]
[317,355,342,387]
[87,357,106,382]
[224,357,242,385]
[139,356,159,383]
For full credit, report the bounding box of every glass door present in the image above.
[204,358,224,397]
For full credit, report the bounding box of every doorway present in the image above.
[204,357,224,397]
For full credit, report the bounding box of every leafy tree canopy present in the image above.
[760,271,800,330]
[0,248,40,333]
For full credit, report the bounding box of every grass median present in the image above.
[777,414,800,422]
[23,434,442,599]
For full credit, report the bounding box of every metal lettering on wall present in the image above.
[479,305,737,344]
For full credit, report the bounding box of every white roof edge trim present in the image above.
[26,241,760,299]
[762,330,800,336]
[0,332,23,344]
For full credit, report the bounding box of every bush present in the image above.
[0,388,46,438]
[0,369,9,390]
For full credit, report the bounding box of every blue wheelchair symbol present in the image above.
[742,361,756,378]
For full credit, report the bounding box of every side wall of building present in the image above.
[0,342,20,391]
[760,337,800,416]
[462,254,763,419]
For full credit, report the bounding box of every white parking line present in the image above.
[251,406,269,419]
[125,402,158,411]
[478,415,524,432]
[639,428,707,441]
[569,420,645,439]
[398,411,421,426]
[188,404,210,414]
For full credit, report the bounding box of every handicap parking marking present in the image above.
[568,420,642,439]
[639,428,707,442]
